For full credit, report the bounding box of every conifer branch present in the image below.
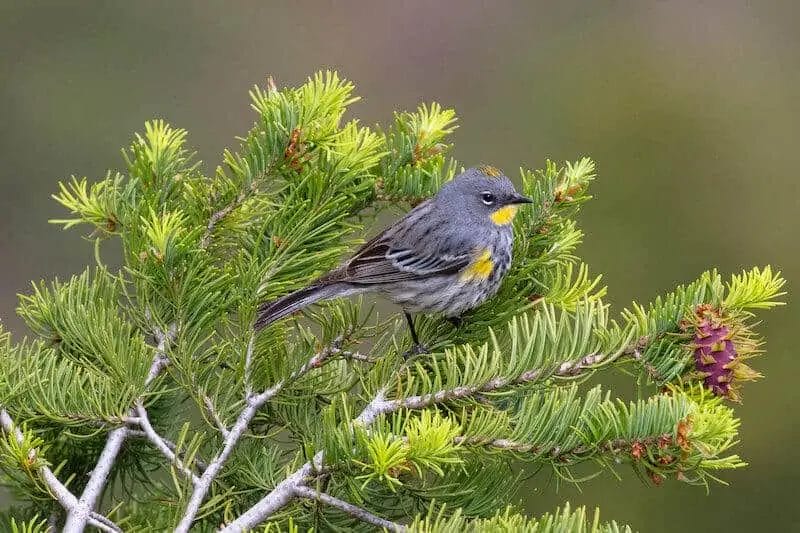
[176,337,340,533]
[219,461,317,533]
[455,434,668,458]
[221,388,394,531]
[202,394,230,438]
[134,403,200,485]
[128,429,208,471]
[243,334,256,399]
[223,346,627,530]
[200,182,258,249]
[292,485,407,532]
[62,428,128,532]
[0,409,122,532]
[62,324,175,533]
[370,349,611,417]
[341,350,376,363]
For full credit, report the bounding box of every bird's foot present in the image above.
[402,343,429,359]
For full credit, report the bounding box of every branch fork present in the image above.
[61,323,176,532]
[0,409,122,532]
[174,335,343,532]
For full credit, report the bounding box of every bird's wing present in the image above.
[322,203,473,285]
[335,238,471,285]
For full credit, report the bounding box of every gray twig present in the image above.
[135,403,200,485]
[128,428,209,471]
[243,334,256,399]
[202,394,230,438]
[200,180,263,249]
[340,350,375,363]
[219,462,315,532]
[293,485,406,532]
[62,427,128,532]
[218,391,387,532]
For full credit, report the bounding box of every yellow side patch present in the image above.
[461,248,494,281]
[490,205,519,226]
[477,164,503,177]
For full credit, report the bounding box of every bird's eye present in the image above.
[481,192,496,205]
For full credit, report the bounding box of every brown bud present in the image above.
[676,420,691,451]
[631,441,645,459]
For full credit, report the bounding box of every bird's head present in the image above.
[436,165,532,226]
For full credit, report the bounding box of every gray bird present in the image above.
[255,166,532,352]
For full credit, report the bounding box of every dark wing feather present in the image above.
[320,199,473,286]
[323,229,470,286]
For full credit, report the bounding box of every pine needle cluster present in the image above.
[0,71,786,532]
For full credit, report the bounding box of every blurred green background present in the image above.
[1,1,797,530]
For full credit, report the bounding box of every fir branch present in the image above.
[62,324,174,533]
[243,334,256,399]
[127,429,208,471]
[222,333,638,532]
[220,461,318,533]
[220,344,615,531]
[175,336,340,533]
[61,428,128,532]
[371,349,612,418]
[409,502,631,533]
[341,350,377,363]
[202,394,230,438]
[293,485,406,532]
[134,403,200,486]
[455,434,667,458]
[0,409,121,533]
[200,180,261,249]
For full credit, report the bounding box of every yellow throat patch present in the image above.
[490,205,519,226]
[461,248,494,281]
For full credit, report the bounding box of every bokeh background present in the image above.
[1,1,798,530]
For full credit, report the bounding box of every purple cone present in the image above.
[693,320,737,397]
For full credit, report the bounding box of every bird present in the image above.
[255,165,532,353]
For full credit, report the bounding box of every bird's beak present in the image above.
[509,194,533,205]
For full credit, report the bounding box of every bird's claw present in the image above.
[403,343,429,359]
[448,316,463,328]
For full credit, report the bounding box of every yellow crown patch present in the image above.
[477,164,503,178]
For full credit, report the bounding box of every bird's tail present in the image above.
[254,282,345,330]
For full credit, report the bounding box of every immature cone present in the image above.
[691,305,760,400]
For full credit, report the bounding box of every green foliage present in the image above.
[410,503,631,533]
[0,71,786,531]
[6,515,49,533]
[0,423,52,502]
[377,102,459,203]
[17,269,152,383]
[50,173,129,235]
[723,266,786,311]
[404,410,463,477]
